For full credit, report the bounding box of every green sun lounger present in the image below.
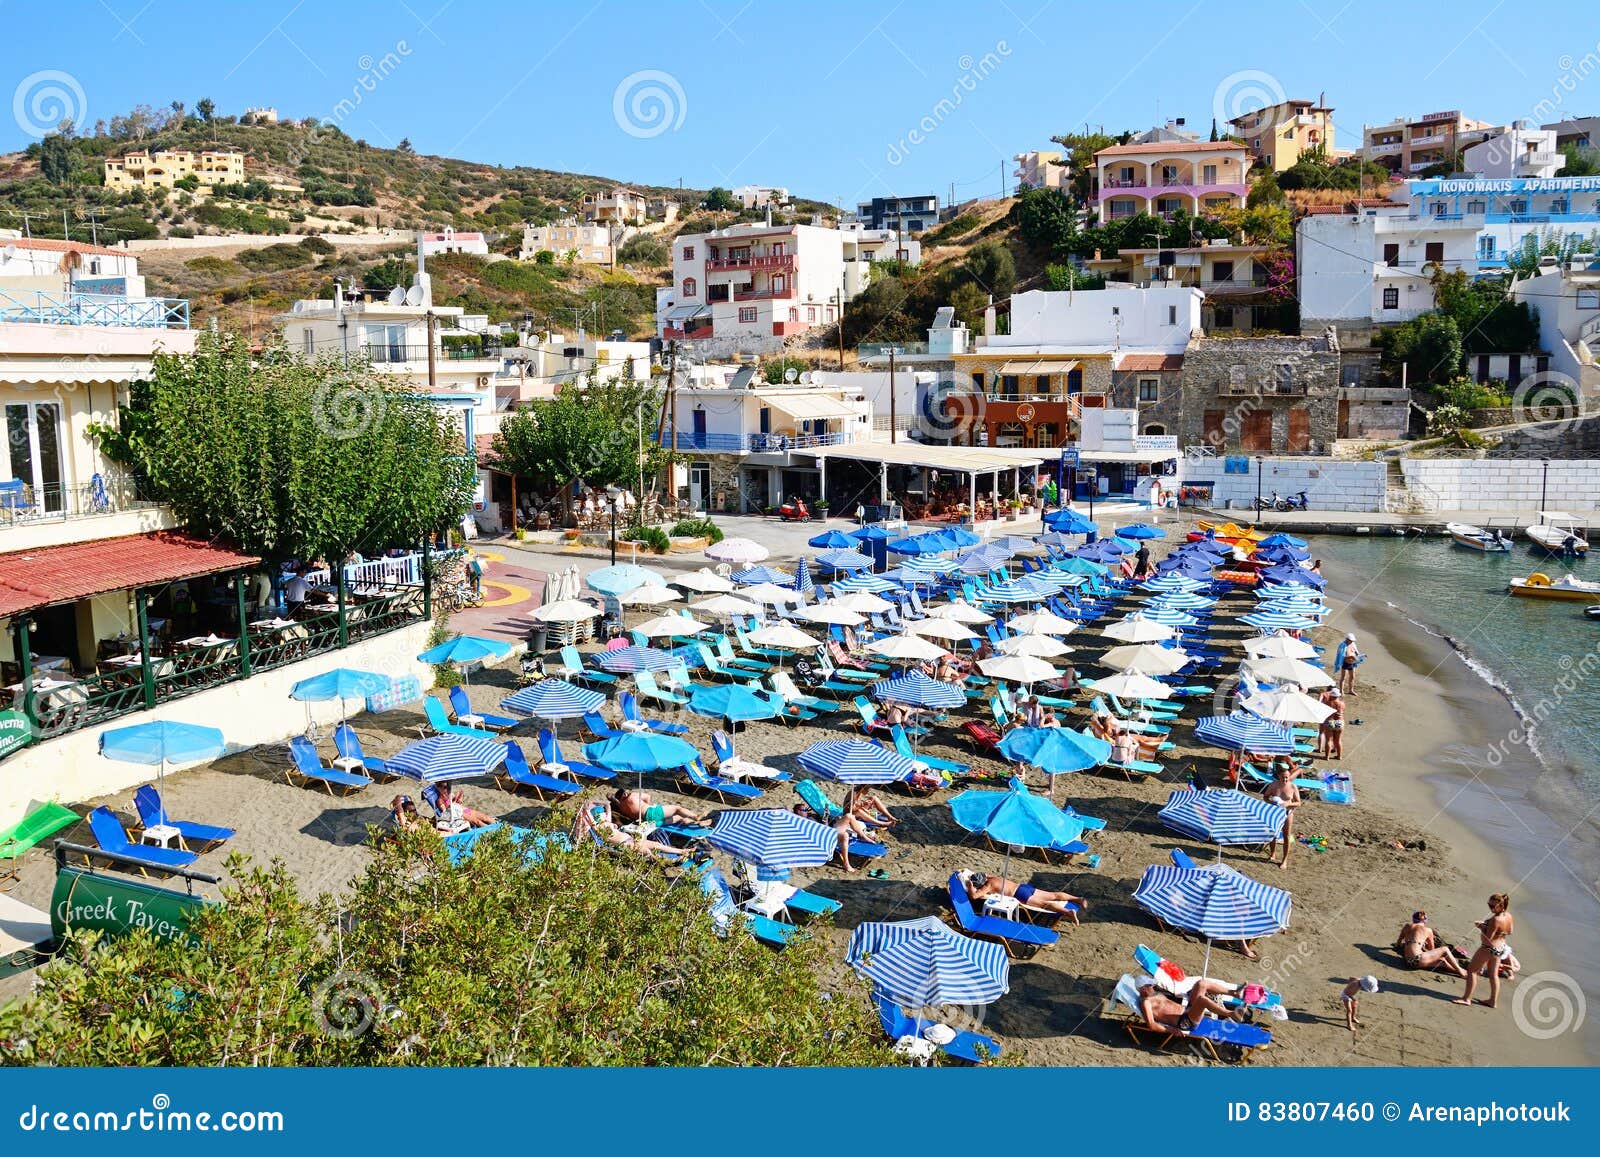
[0,801,79,883]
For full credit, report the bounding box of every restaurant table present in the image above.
[5,675,85,711]
[29,654,70,672]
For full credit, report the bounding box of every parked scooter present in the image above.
[777,496,811,522]
[1274,490,1309,512]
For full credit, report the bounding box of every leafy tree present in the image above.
[961,240,1015,298]
[1048,129,1122,205]
[398,137,414,154]
[1043,263,1103,291]
[1011,186,1079,257]
[1559,144,1600,177]
[948,281,989,332]
[38,134,73,185]
[702,186,738,212]
[196,97,215,122]
[839,274,915,345]
[1429,267,1540,352]
[616,233,668,265]
[0,832,892,1066]
[1246,169,1287,210]
[762,356,809,384]
[1375,312,1465,385]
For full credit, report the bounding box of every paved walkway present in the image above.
[1211,508,1584,535]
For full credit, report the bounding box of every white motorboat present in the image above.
[1525,511,1590,558]
[1447,522,1512,552]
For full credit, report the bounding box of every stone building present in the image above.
[1177,334,1343,454]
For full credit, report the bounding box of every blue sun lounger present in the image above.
[947,875,1062,953]
[87,806,199,875]
[496,741,581,801]
[875,993,1001,1064]
[1108,973,1273,1063]
[334,723,390,779]
[700,866,798,947]
[680,757,763,802]
[538,729,614,781]
[793,780,887,860]
[132,785,234,850]
[422,696,495,739]
[286,735,371,794]
[1170,848,1201,870]
[450,685,518,732]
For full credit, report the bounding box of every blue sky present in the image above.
[4,0,1592,208]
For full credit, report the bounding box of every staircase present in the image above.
[1382,457,1438,514]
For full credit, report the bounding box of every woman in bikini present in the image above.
[1263,759,1302,870]
[1316,688,1344,759]
[1454,893,1513,1008]
[1397,910,1467,976]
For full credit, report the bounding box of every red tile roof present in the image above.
[1118,353,1184,372]
[2,237,125,258]
[0,532,260,618]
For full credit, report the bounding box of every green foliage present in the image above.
[1276,155,1388,192]
[762,356,809,385]
[193,199,282,234]
[1042,263,1103,291]
[1375,312,1464,385]
[839,275,916,346]
[300,235,336,256]
[1246,170,1287,211]
[1426,403,1471,434]
[491,380,666,508]
[38,134,73,185]
[616,234,668,265]
[195,98,215,122]
[1011,186,1079,257]
[960,240,1015,298]
[670,517,724,544]
[1559,145,1600,177]
[237,242,314,272]
[1048,129,1122,204]
[183,255,238,276]
[948,282,989,332]
[1428,268,1541,353]
[921,213,981,244]
[87,332,475,563]
[621,525,671,553]
[702,187,738,211]
[534,249,556,265]
[0,835,891,1066]
[1435,377,1511,411]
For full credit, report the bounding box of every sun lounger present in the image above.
[582,710,626,740]
[711,730,788,781]
[768,671,839,715]
[559,645,618,688]
[133,785,234,850]
[0,801,79,885]
[792,780,887,860]
[538,729,614,781]
[733,861,841,921]
[1131,944,1284,1015]
[86,806,199,875]
[946,874,1060,955]
[875,993,1000,1064]
[1170,848,1201,870]
[422,696,495,740]
[716,637,774,674]
[621,686,689,732]
[495,740,580,801]
[286,735,371,794]
[693,643,744,682]
[889,724,968,777]
[1106,973,1273,1063]
[700,866,798,947]
[679,757,763,802]
[334,723,390,779]
[449,685,518,732]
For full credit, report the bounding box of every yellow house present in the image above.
[1229,99,1337,171]
[103,149,246,191]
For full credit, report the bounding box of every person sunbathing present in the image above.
[1021,696,1058,729]
[573,801,687,861]
[846,786,897,829]
[965,870,1086,918]
[432,783,494,833]
[610,788,709,829]
[389,794,429,835]
[1088,712,1160,761]
[793,802,881,872]
[935,655,967,683]
[1396,911,1467,976]
[1136,978,1244,1033]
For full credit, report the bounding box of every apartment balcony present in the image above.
[1096,183,1247,202]
[0,477,163,525]
[359,342,502,365]
[1410,132,1447,146]
[0,289,189,330]
[653,430,859,454]
[1367,140,1403,155]
[705,253,796,273]
[733,286,795,302]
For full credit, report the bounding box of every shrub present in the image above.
[670,517,724,544]
[616,234,668,265]
[300,235,336,255]
[237,242,314,272]
[622,525,671,553]
[1426,403,1471,434]
[1435,377,1511,412]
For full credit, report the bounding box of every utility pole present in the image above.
[888,346,898,444]
[426,311,438,390]
[836,287,845,370]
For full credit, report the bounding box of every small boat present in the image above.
[1586,606,1600,620]
[1508,572,1600,600]
[1525,511,1590,558]
[1447,522,1512,552]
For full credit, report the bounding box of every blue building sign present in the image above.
[1405,177,1600,269]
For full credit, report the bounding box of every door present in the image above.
[1337,399,1350,439]
[1242,410,1273,452]
[688,462,711,511]
[1202,409,1225,449]
[691,408,708,449]
[1286,408,1311,452]
[1383,243,1399,267]
[3,402,63,513]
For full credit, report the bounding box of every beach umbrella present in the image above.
[946,527,981,547]
[748,623,820,651]
[1100,643,1190,676]
[101,720,226,804]
[846,916,1009,1008]
[949,782,1087,874]
[1136,605,1199,627]
[849,525,896,541]
[1159,788,1287,847]
[1133,861,1292,976]
[1256,582,1326,599]
[996,727,1111,780]
[1053,555,1108,576]
[1141,573,1204,592]
[1255,545,1311,564]
[1021,572,1077,595]
[705,807,840,870]
[814,548,875,572]
[977,654,1061,685]
[500,679,606,728]
[583,732,699,773]
[1034,530,1076,549]
[687,683,783,724]
[906,616,979,642]
[830,591,896,614]
[866,634,950,663]
[289,667,390,729]
[732,564,795,585]
[902,555,959,577]
[591,646,683,674]
[831,572,900,594]
[417,634,511,684]
[1260,565,1325,589]
[1193,712,1295,755]
[706,537,770,564]
[1043,508,1098,534]
[990,534,1040,553]
[1076,539,1126,560]
[389,734,506,784]
[957,545,1012,575]
[980,579,1045,604]
[586,563,665,596]
[924,601,993,624]
[630,613,708,639]
[1091,671,1172,700]
[1260,600,1330,618]
[809,528,858,549]
[531,598,604,623]
[1239,611,1318,633]
[799,739,916,784]
[617,585,681,608]
[886,531,948,556]
[1101,615,1176,643]
[1113,522,1166,540]
[1243,687,1335,725]
[1258,533,1309,549]
[795,602,867,627]
[740,582,805,605]
[671,568,737,593]
[1242,656,1334,689]
[1242,634,1317,661]
[886,566,940,588]
[996,633,1074,659]
[691,594,764,618]
[870,670,966,709]
[1146,590,1215,610]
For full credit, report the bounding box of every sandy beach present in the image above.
[0,517,1585,1067]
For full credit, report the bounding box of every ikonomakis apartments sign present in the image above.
[0,710,31,759]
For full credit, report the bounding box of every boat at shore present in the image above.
[1525,511,1590,557]
[1447,522,1512,552]
[1508,572,1600,600]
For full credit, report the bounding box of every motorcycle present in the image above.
[776,496,811,522]
[1274,490,1309,513]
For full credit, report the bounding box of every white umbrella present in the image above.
[1242,634,1317,660]
[1101,643,1191,676]
[748,623,822,651]
[868,634,950,663]
[1243,687,1335,725]
[532,598,602,623]
[1242,657,1335,689]
[1102,615,1177,643]
[672,568,737,593]
[996,633,1074,658]
[741,582,804,605]
[1092,671,1173,700]
[828,591,895,614]
[795,603,867,627]
[907,617,979,642]
[692,594,764,617]
[634,614,710,639]
[924,601,993,624]
[1005,611,1080,637]
[706,537,770,564]
[618,585,681,607]
[977,654,1062,684]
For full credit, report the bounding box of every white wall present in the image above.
[998,287,1200,352]
[1402,458,1600,511]
[1208,457,1388,513]
[1297,214,1378,325]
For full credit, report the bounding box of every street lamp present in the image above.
[1540,457,1550,515]
[1254,456,1265,525]
[604,486,622,566]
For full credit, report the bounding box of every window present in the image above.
[1507,199,1527,214]
[302,329,314,358]
[1212,306,1235,328]
[3,401,62,513]
[682,245,694,260]
[1479,235,1497,258]
[788,307,798,322]
[738,307,757,323]
[682,277,697,296]
[1166,305,1178,325]
[1341,365,1362,387]
[971,372,985,391]
[1229,364,1247,390]
[1211,260,1234,283]
[1551,198,1569,214]
[1138,378,1159,402]
[1383,243,1399,267]
[1000,375,1019,397]
[1424,242,1444,263]
[825,307,835,322]
[806,306,816,322]
[1202,164,1218,184]
[1274,364,1295,393]
[1143,423,1167,436]
[1578,290,1600,310]
[1431,202,1449,217]
[1382,286,1400,310]
[1066,368,1083,394]
[1110,306,1120,316]
[1035,374,1051,394]
[1466,200,1485,214]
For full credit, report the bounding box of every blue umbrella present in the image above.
[687,683,782,723]
[798,739,915,784]
[1044,508,1098,534]
[1077,539,1127,558]
[846,916,1010,1008]
[1114,522,1167,540]
[810,529,859,548]
[290,668,389,703]
[1256,545,1311,564]
[101,720,227,799]
[879,567,930,587]
[1259,533,1308,549]
[832,572,901,593]
[732,565,795,585]
[1194,712,1295,755]
[991,535,1040,553]
[591,646,683,673]
[1147,591,1215,610]
[1158,788,1287,846]
[888,530,954,555]
[871,670,967,709]
[793,560,814,597]
[850,525,896,541]
[1141,573,1204,592]
[815,548,874,572]
[949,784,1086,878]
[586,563,665,596]
[582,732,699,772]
[418,635,512,683]
[1021,572,1075,593]
[1240,611,1318,632]
[1034,531,1076,548]
[1053,555,1108,576]
[959,547,1011,576]
[1256,583,1327,600]
[945,527,982,548]
[1134,862,1292,973]
[705,807,839,869]
[1137,605,1199,626]
[1260,565,1325,589]
[500,679,605,722]
[997,727,1112,776]
[389,734,507,783]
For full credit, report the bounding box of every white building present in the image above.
[504,333,652,399]
[840,222,922,299]
[519,219,628,265]
[418,228,489,258]
[1013,149,1069,190]
[660,223,848,344]
[732,185,791,211]
[1510,260,1600,400]
[994,286,1200,354]
[1462,123,1565,180]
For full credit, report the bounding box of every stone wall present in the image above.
[1206,456,1388,513]
[1178,335,1343,454]
[1487,413,1600,459]
[1109,369,1184,435]
[1401,457,1600,512]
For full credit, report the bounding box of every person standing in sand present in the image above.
[1455,893,1513,1009]
[1335,633,1363,695]
[1316,687,1344,759]
[1264,759,1302,869]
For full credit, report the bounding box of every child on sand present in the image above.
[1341,975,1379,1031]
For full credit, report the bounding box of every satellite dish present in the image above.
[784,367,799,383]
[386,286,405,305]
[2,245,16,263]
[799,371,814,385]
[404,285,424,306]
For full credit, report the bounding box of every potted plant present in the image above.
[813,499,830,521]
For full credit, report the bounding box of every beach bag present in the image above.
[1158,959,1186,984]
[1241,983,1266,1005]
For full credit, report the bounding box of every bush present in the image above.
[622,525,672,553]
[1426,403,1471,434]
[184,255,238,276]
[670,517,724,544]
[616,234,668,265]
[1435,377,1511,412]
[534,249,555,265]
[237,242,314,272]
[300,235,336,255]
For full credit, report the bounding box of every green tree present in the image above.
[0,832,892,1066]
[1011,186,1079,256]
[1375,312,1465,385]
[948,281,989,332]
[616,233,668,265]
[38,134,73,185]
[961,240,1015,299]
[702,186,738,212]
[1246,169,1287,210]
[1043,263,1103,291]
[195,97,215,122]
[1049,129,1121,205]
[839,274,917,346]
[1558,144,1600,177]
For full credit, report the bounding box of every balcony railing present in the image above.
[733,286,795,301]
[0,290,189,329]
[706,253,795,272]
[858,342,930,358]
[654,430,859,453]
[0,475,161,525]
[358,342,501,364]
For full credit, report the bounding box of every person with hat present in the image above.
[1335,633,1364,695]
[1340,975,1379,1031]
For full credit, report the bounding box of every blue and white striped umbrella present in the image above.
[882,567,936,587]
[1147,590,1215,610]
[733,565,795,585]
[1133,863,1292,940]
[1256,584,1326,600]
[871,669,967,709]
[846,916,1010,1007]
[1261,601,1330,617]
[902,555,958,576]
[815,548,875,572]
[705,807,840,869]
[1159,788,1288,846]
[1240,611,1318,632]
[793,559,814,596]
[389,734,507,783]
[1141,573,1205,592]
[591,646,682,673]
[833,572,901,593]
[958,543,1013,569]
[798,739,916,784]
[500,678,606,719]
[1194,712,1295,755]
[980,580,1044,604]
[1136,605,1199,626]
